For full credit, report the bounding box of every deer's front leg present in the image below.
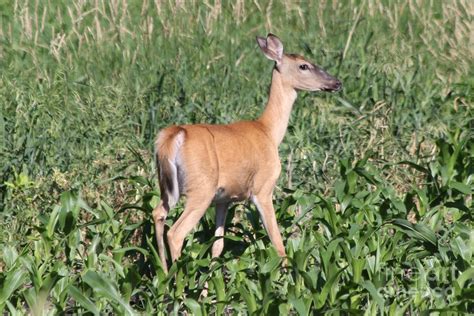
[251,193,286,257]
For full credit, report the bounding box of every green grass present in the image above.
[0,0,473,314]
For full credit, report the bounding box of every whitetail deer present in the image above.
[153,34,341,272]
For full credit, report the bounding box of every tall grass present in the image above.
[1,0,473,314]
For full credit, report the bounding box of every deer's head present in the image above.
[257,33,342,92]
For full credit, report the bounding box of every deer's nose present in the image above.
[323,79,342,92]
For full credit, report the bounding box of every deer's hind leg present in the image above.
[167,190,215,262]
[152,195,174,273]
[212,202,229,258]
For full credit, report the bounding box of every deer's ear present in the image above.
[257,34,283,64]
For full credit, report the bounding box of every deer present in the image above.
[152,34,341,273]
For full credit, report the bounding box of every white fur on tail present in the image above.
[155,129,185,208]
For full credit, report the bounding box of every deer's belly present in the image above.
[213,183,251,204]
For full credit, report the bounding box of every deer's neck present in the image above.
[258,69,297,146]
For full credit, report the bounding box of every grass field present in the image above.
[0,0,473,314]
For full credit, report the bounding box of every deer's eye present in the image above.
[299,64,310,71]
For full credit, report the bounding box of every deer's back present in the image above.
[161,121,280,202]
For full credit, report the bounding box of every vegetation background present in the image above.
[0,0,472,314]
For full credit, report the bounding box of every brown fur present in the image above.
[152,34,341,272]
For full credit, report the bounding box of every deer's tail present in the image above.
[155,126,185,208]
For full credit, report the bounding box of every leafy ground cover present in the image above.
[0,1,473,314]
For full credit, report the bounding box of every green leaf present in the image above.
[39,271,61,296]
[413,188,428,216]
[260,255,281,274]
[300,270,317,291]
[391,198,407,214]
[335,96,361,114]
[46,205,60,238]
[452,236,472,262]
[346,170,357,194]
[111,246,149,257]
[318,195,339,235]
[334,179,345,202]
[450,181,472,194]
[361,280,385,309]
[239,284,257,314]
[184,298,203,316]
[398,161,430,174]
[82,270,135,315]
[100,201,115,219]
[67,285,100,315]
[58,191,80,234]
[355,167,380,185]
[454,267,474,296]
[129,175,150,186]
[0,268,27,305]
[289,296,312,316]
[1,246,19,269]
[351,258,365,284]
[391,219,437,248]
[211,271,226,315]
[315,267,345,309]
